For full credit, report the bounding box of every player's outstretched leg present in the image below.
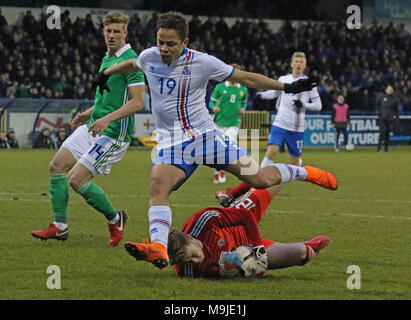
[226,156,338,197]
[265,236,330,269]
[302,166,338,190]
[264,163,338,191]
[125,239,169,269]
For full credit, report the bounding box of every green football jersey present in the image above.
[209,82,248,128]
[88,44,145,142]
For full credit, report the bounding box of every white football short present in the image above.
[61,125,129,176]
[216,126,239,143]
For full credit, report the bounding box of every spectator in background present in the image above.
[0,7,409,111]
[33,127,52,149]
[0,8,8,28]
[6,128,19,148]
[51,127,67,149]
[377,85,400,153]
[0,131,8,148]
[0,73,11,96]
[331,94,351,152]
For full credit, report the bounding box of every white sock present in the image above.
[271,164,307,183]
[108,212,120,224]
[260,157,274,168]
[54,222,68,230]
[148,206,172,248]
[301,245,316,265]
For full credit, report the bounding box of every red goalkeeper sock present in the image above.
[227,181,250,198]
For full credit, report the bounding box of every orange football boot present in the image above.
[124,238,169,269]
[303,166,338,190]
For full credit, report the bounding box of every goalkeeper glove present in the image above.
[241,245,268,278]
[284,76,318,94]
[218,251,243,278]
[93,68,111,95]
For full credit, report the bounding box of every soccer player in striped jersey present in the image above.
[209,63,248,184]
[93,12,336,269]
[165,185,329,278]
[31,12,145,246]
[216,52,323,206]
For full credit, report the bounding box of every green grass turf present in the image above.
[0,146,410,300]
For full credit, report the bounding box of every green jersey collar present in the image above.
[107,43,131,58]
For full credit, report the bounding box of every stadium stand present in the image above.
[0,5,410,112]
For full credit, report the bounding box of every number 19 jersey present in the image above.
[136,47,234,148]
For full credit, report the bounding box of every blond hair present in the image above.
[291,52,306,61]
[102,11,129,26]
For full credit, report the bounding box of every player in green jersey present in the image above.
[209,63,248,184]
[31,12,145,247]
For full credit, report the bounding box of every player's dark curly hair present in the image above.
[168,229,191,265]
[157,11,189,41]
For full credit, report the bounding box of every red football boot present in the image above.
[303,236,330,253]
[31,223,69,241]
[108,210,128,247]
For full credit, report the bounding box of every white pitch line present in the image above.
[1,191,410,204]
[2,194,410,221]
[277,195,411,204]
[271,209,411,221]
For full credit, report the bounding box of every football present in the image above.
[346,143,355,151]
[235,245,254,262]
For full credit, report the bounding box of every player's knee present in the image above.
[149,178,169,197]
[49,159,64,174]
[247,174,270,189]
[67,171,81,191]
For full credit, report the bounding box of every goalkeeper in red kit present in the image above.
[126,185,330,278]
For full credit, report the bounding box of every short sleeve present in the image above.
[202,54,234,82]
[135,47,153,71]
[126,70,145,87]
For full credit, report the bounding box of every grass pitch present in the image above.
[1,146,410,300]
